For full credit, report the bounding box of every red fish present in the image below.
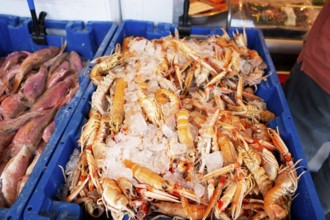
[0,110,43,134]
[11,107,58,156]
[0,64,20,97]
[48,52,69,75]
[0,93,28,119]
[0,145,34,205]
[0,51,29,79]
[12,46,60,92]
[69,51,83,72]
[10,115,44,157]
[32,75,77,111]
[0,131,16,155]
[20,64,48,105]
[17,142,47,195]
[47,67,75,89]
[42,121,56,143]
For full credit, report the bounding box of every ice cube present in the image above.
[123,135,142,150]
[123,148,131,159]
[163,171,181,185]
[169,140,187,156]
[126,81,136,92]
[65,148,80,175]
[148,80,160,93]
[104,160,133,181]
[123,71,135,83]
[130,39,147,54]
[131,150,153,167]
[153,152,170,173]
[205,151,224,173]
[162,124,174,138]
[165,115,176,130]
[115,132,126,143]
[125,91,138,102]
[161,103,173,117]
[105,136,116,147]
[190,125,199,142]
[152,138,167,152]
[65,148,80,187]
[163,171,174,182]
[106,145,122,158]
[194,183,205,198]
[147,124,158,137]
[129,112,148,136]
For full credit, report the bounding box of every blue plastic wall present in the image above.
[24,20,325,220]
[0,14,116,220]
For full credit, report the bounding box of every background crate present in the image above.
[25,20,325,220]
[0,14,116,220]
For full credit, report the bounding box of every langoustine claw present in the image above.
[264,128,304,220]
[101,177,135,218]
[151,201,207,220]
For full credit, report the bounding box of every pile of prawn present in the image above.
[63,30,304,220]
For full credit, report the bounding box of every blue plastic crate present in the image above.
[25,20,325,220]
[0,14,116,220]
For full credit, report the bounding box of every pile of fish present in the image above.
[0,45,83,207]
[63,31,303,220]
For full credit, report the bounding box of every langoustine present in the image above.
[63,31,303,220]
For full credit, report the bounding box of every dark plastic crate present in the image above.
[25,20,325,220]
[0,14,116,220]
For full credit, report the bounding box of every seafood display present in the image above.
[242,1,316,27]
[63,30,303,220]
[0,46,83,208]
[237,0,321,37]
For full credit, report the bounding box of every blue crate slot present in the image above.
[0,14,116,220]
[25,20,325,220]
[0,14,115,59]
[24,82,96,220]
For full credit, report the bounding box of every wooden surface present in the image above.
[189,0,238,17]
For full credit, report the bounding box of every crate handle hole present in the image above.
[27,207,33,211]
[60,141,64,144]
[7,216,12,220]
